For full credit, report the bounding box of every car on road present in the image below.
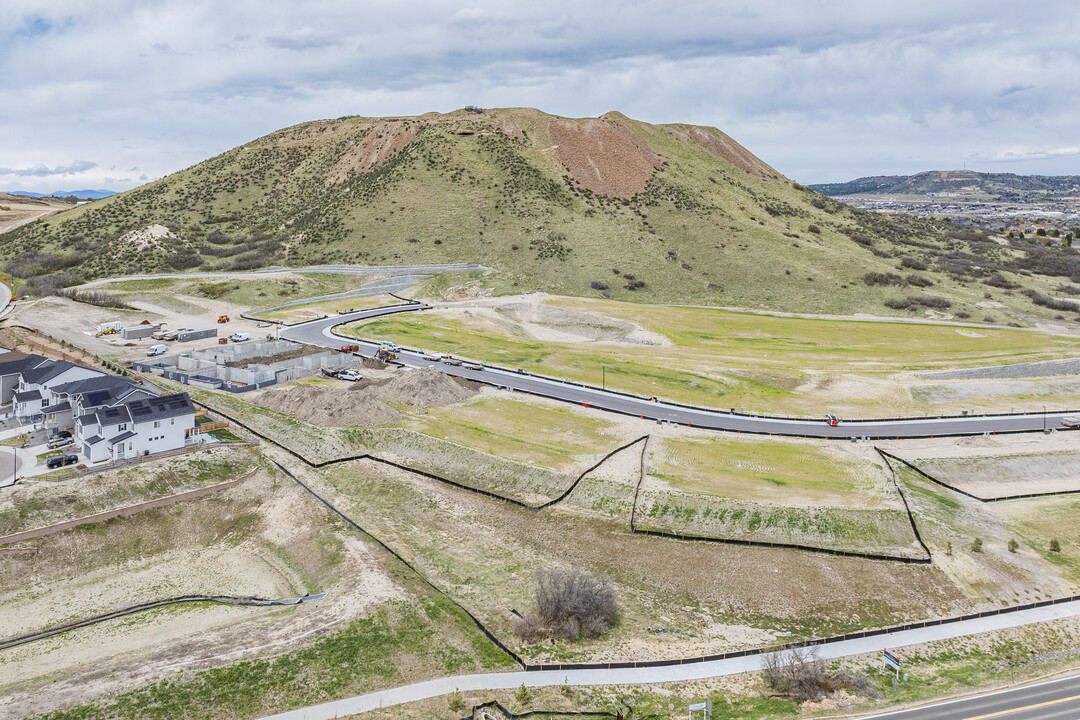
[378,341,400,352]
[46,431,73,448]
[46,454,79,469]
[825,413,842,426]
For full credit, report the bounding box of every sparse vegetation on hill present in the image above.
[5,108,1080,317]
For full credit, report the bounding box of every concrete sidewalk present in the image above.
[258,600,1080,720]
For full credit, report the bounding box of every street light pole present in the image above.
[602,366,606,391]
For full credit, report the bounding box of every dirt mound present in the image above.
[250,383,402,427]
[250,367,476,427]
[369,367,476,407]
[667,125,774,177]
[548,118,658,198]
[325,121,419,185]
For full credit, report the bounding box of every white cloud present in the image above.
[0,0,1078,191]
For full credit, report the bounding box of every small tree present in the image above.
[946,540,953,556]
[514,567,618,640]
[447,690,465,713]
[1050,538,1062,553]
[1008,538,1019,554]
[971,537,984,553]
[515,683,532,705]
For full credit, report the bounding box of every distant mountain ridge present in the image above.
[6,189,116,200]
[811,171,1080,200]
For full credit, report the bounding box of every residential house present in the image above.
[79,393,196,463]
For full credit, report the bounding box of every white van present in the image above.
[229,332,251,343]
[147,344,168,357]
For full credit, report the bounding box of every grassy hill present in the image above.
[5,108,1080,318]
[812,170,1080,201]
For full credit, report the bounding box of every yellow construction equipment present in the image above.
[95,328,118,337]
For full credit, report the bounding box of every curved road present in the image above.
[281,304,1079,440]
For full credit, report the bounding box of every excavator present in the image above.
[95,327,118,338]
[375,346,398,363]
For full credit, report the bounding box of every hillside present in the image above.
[5,108,1080,319]
[812,171,1080,200]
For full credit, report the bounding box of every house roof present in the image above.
[13,389,42,402]
[43,401,71,415]
[84,435,104,445]
[108,430,137,444]
[21,360,76,385]
[126,393,195,424]
[0,352,49,378]
[94,403,133,427]
[53,375,136,400]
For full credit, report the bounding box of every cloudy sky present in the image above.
[2,1,1078,193]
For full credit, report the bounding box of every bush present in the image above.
[808,224,821,234]
[985,274,1021,290]
[590,280,609,291]
[513,567,618,640]
[1023,289,1079,313]
[58,289,134,310]
[447,690,466,713]
[901,256,928,271]
[761,647,881,703]
[971,537,983,553]
[1008,538,1019,553]
[863,272,905,287]
[906,274,933,287]
[1050,538,1062,553]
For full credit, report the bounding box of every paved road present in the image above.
[259,599,1080,720]
[280,305,1080,440]
[858,674,1080,719]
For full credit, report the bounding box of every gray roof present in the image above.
[20,360,73,385]
[84,435,104,445]
[108,430,137,444]
[126,393,195,424]
[94,403,133,427]
[53,375,136,400]
[13,389,42,402]
[43,402,71,415]
[0,353,49,378]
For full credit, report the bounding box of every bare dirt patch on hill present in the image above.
[668,125,775,177]
[548,117,658,198]
[325,121,419,185]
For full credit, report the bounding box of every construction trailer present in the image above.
[120,325,157,340]
[177,328,218,342]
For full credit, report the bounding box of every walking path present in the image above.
[259,599,1080,720]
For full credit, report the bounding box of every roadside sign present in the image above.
[883,648,901,678]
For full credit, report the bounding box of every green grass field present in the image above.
[398,395,620,471]
[345,299,1080,415]
[650,436,883,506]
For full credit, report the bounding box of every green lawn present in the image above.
[344,299,1080,415]
[399,395,619,471]
[650,437,882,506]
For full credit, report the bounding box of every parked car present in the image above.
[46,454,79,469]
[147,344,168,356]
[229,332,251,343]
[336,370,363,382]
[46,431,73,449]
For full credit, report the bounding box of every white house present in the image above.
[13,359,105,427]
[79,393,196,463]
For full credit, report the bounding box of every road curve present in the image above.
[258,600,1080,720]
[280,304,1080,440]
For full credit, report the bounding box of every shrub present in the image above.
[1023,289,1080,313]
[864,272,905,287]
[447,690,466,713]
[971,537,983,553]
[985,274,1021,290]
[58,289,134,310]
[808,224,821,234]
[761,647,881,703]
[589,280,609,291]
[901,256,928,271]
[1008,538,1019,553]
[906,274,933,287]
[1050,538,1062,553]
[513,567,618,640]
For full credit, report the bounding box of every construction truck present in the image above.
[375,346,398,363]
[339,344,360,353]
[217,315,230,323]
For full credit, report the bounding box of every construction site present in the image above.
[133,339,362,392]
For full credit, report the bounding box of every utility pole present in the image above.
[602,366,606,391]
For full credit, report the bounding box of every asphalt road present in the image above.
[280,304,1080,440]
[858,674,1080,720]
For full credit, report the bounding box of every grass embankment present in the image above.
[249,293,401,324]
[13,474,514,720]
[397,395,620,472]
[632,436,918,554]
[0,446,256,537]
[992,498,1080,583]
[346,299,1080,416]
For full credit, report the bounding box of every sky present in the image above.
[2,0,1079,193]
